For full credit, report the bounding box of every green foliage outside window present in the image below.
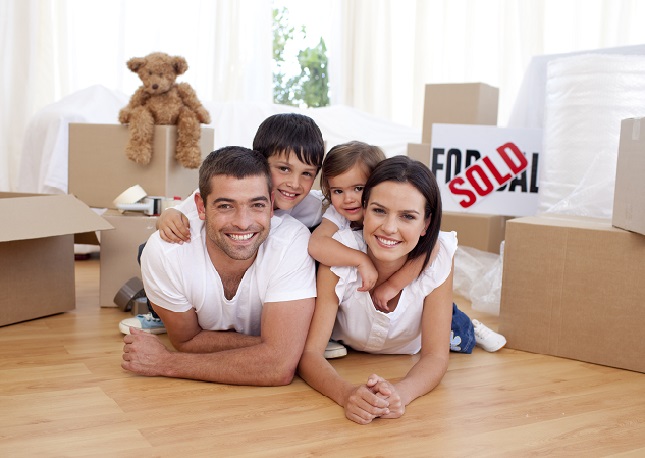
[272,7,329,108]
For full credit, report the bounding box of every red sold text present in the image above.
[431,143,539,209]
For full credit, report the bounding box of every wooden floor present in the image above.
[1,257,644,457]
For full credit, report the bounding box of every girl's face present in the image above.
[327,164,370,223]
[362,181,429,263]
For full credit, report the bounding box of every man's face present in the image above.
[197,174,273,263]
[267,151,318,211]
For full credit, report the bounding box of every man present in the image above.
[122,146,316,386]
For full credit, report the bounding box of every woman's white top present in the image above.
[329,228,458,355]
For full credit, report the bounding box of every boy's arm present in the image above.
[309,219,377,292]
[157,208,191,243]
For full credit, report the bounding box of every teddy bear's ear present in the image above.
[127,57,146,72]
[172,56,188,75]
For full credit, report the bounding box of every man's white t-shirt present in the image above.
[329,228,458,355]
[175,188,324,230]
[141,214,316,336]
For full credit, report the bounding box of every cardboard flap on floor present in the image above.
[0,193,114,242]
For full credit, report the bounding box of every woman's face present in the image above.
[362,181,429,263]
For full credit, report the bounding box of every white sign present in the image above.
[430,124,543,216]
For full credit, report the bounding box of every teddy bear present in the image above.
[118,52,211,168]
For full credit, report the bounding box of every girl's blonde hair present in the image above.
[320,141,386,203]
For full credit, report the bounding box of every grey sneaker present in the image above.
[119,313,167,335]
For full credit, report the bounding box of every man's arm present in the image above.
[151,302,260,353]
[122,297,315,386]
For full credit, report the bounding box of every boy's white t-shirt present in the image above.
[328,228,458,355]
[141,213,316,336]
[174,188,324,229]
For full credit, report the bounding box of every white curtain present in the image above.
[0,0,272,192]
[4,0,645,192]
[330,0,645,128]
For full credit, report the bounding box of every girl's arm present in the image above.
[372,242,440,312]
[298,265,390,424]
[376,261,454,417]
[308,219,377,292]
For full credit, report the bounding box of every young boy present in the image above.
[158,113,325,243]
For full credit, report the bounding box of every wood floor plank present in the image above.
[0,257,643,457]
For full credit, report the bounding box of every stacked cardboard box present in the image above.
[408,83,507,252]
[612,117,645,236]
[499,214,645,373]
[68,123,214,209]
[0,193,113,326]
[99,210,159,308]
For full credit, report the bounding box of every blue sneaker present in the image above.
[119,313,166,335]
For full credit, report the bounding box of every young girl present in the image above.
[308,142,505,355]
[309,141,431,313]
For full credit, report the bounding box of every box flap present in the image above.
[0,194,114,242]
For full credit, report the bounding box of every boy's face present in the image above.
[267,151,318,211]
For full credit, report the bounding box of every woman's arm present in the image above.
[381,261,454,416]
[298,265,389,424]
[308,219,377,291]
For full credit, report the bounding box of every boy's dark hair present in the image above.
[199,146,272,203]
[362,155,442,274]
[320,141,386,203]
[252,113,325,171]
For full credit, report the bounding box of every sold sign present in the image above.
[447,142,528,209]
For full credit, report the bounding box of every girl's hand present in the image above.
[158,208,191,244]
[371,282,399,313]
[357,260,378,292]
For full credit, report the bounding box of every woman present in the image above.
[298,155,456,425]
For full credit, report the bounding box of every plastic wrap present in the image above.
[539,54,645,218]
[453,243,504,316]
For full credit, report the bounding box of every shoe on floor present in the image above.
[325,340,347,359]
[119,313,167,335]
[472,319,506,352]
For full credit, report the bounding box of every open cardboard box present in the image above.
[0,193,113,326]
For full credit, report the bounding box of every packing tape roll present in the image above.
[113,185,147,207]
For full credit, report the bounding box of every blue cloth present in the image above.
[450,303,475,353]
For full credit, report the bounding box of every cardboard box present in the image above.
[69,123,214,209]
[99,211,159,307]
[613,117,645,236]
[422,83,499,145]
[442,212,510,254]
[0,193,113,326]
[407,143,431,164]
[499,214,645,373]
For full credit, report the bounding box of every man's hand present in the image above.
[122,327,171,376]
[157,208,191,244]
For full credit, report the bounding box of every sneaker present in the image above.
[472,319,506,352]
[119,313,167,335]
[325,340,347,359]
